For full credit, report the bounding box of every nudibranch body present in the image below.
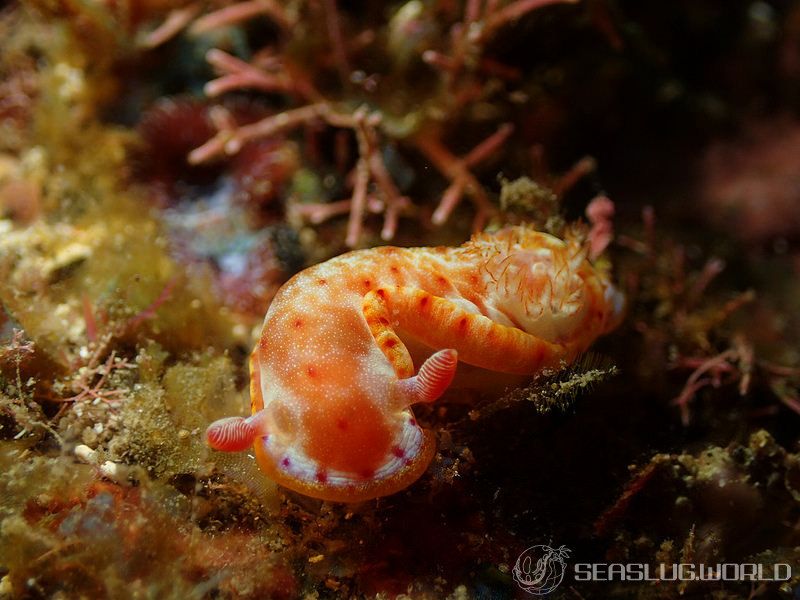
[207,226,624,502]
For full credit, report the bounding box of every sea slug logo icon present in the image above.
[512,544,570,595]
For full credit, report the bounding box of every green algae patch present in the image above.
[0,199,248,364]
[0,447,294,599]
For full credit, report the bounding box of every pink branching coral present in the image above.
[143,0,580,246]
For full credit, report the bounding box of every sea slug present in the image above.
[206,226,624,502]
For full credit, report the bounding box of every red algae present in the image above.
[134,97,302,319]
[700,117,800,244]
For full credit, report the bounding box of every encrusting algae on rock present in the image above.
[207,225,624,502]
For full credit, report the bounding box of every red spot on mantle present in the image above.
[534,347,544,364]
